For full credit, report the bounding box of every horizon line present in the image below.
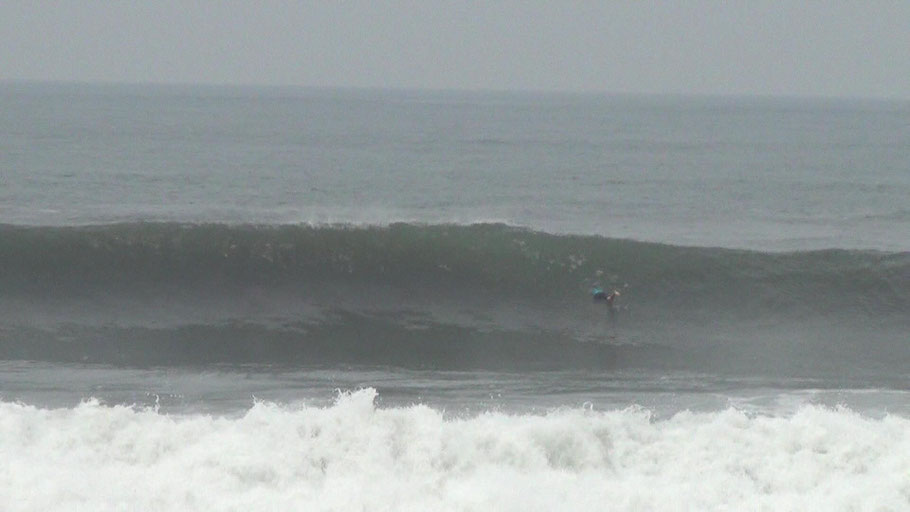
[2,79,908,104]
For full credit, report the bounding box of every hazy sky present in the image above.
[2,1,909,99]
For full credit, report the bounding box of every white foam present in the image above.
[2,389,908,511]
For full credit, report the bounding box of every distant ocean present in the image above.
[1,83,908,511]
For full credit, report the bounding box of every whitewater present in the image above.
[2,388,908,512]
[1,84,909,511]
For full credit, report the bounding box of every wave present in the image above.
[2,221,906,311]
[1,222,907,371]
[1,388,908,511]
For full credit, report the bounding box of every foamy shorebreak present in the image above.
[2,388,907,511]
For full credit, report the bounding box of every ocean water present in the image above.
[1,83,909,510]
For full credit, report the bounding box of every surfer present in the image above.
[592,287,620,307]
[592,287,620,323]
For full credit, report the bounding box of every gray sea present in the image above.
[1,83,909,511]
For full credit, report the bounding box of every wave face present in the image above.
[1,222,908,373]
[1,388,908,511]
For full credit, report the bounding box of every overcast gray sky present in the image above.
[2,1,909,99]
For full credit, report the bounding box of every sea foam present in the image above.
[1,388,908,512]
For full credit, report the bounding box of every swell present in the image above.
[1,222,907,315]
[0,222,907,371]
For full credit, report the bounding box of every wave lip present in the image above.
[1,389,908,511]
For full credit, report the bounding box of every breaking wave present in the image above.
[1,222,907,372]
[1,388,908,511]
